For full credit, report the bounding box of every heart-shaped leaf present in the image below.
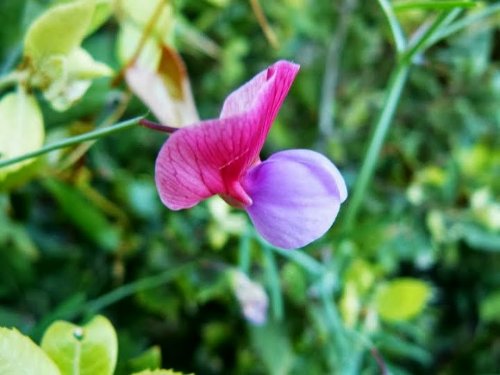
[41,315,118,375]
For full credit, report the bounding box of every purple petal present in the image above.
[242,150,347,249]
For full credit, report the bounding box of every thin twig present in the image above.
[249,0,279,49]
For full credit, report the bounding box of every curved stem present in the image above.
[0,115,144,169]
[377,0,407,54]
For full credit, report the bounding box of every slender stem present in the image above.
[377,0,407,54]
[343,64,410,230]
[249,0,279,49]
[0,116,144,169]
[262,245,283,321]
[84,261,195,315]
[428,3,500,46]
[393,0,476,11]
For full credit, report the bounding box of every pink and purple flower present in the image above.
[153,60,347,249]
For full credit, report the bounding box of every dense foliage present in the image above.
[0,0,499,374]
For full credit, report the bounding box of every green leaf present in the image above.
[0,327,60,375]
[376,278,431,322]
[24,1,95,63]
[41,315,118,375]
[0,90,44,180]
[42,179,121,252]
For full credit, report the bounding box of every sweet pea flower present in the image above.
[154,60,347,249]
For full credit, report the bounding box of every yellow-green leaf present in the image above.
[0,90,44,180]
[0,327,60,375]
[24,1,95,63]
[41,315,118,375]
[376,278,431,322]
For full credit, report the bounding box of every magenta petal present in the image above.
[155,115,254,210]
[155,61,300,210]
[242,150,347,249]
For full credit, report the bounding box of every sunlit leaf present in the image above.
[24,1,95,63]
[41,315,118,375]
[0,90,44,180]
[0,327,60,375]
[376,278,431,322]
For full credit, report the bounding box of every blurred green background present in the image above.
[0,0,499,374]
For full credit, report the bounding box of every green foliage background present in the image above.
[0,0,499,374]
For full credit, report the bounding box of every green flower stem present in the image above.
[393,0,476,11]
[0,115,144,169]
[343,63,410,230]
[377,0,407,53]
[262,245,284,321]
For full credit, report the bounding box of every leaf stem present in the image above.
[0,116,144,169]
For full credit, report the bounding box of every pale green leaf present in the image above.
[67,48,113,79]
[41,315,118,375]
[41,48,112,111]
[24,1,95,63]
[0,327,60,375]
[0,90,44,180]
[376,278,431,322]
